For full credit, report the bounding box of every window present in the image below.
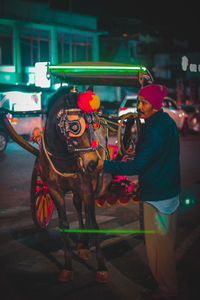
[58,32,71,63]
[58,33,93,63]
[0,25,13,65]
[168,100,177,110]
[163,100,168,108]
[73,34,93,62]
[125,99,137,108]
[20,27,50,66]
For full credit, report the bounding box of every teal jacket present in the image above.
[104,109,181,201]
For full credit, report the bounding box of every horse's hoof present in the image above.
[78,248,91,260]
[58,269,74,282]
[96,270,109,283]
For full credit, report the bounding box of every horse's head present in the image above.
[44,87,111,198]
[45,87,107,174]
[56,106,107,173]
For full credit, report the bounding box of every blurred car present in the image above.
[162,97,189,134]
[118,94,138,117]
[99,100,120,118]
[0,91,44,140]
[0,122,8,153]
[179,104,200,133]
[118,94,189,135]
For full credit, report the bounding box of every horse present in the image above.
[38,86,112,283]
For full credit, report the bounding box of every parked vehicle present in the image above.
[0,122,8,153]
[179,104,200,133]
[99,100,120,118]
[118,94,138,117]
[162,97,189,134]
[0,91,44,140]
[118,94,189,135]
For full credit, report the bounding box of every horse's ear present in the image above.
[63,94,71,108]
[86,85,94,92]
[64,92,79,109]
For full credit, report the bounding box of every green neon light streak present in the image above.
[49,65,147,72]
[59,228,156,234]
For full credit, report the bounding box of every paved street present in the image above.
[0,133,200,300]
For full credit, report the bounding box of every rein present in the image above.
[41,132,78,178]
[98,115,119,133]
[41,104,139,178]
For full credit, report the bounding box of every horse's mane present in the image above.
[46,86,79,117]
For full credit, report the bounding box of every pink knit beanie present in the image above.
[138,84,169,110]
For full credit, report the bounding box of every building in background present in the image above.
[0,0,199,105]
[98,17,200,104]
[0,0,102,90]
[0,0,107,140]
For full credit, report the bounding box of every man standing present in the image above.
[97,84,181,299]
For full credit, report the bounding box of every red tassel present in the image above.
[91,140,98,148]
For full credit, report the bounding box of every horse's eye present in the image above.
[72,140,78,146]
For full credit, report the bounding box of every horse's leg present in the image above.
[73,193,90,260]
[84,195,109,283]
[49,187,73,282]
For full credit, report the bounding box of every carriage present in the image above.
[0,62,153,282]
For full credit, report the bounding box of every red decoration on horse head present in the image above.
[77,90,100,113]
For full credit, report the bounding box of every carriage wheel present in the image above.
[30,157,54,230]
[117,113,140,157]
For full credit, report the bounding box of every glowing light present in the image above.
[192,117,197,125]
[27,73,35,85]
[0,66,15,72]
[53,83,69,90]
[35,62,51,88]
[0,91,42,112]
[181,56,188,71]
[185,198,190,205]
[181,57,200,73]
[59,228,157,234]
[49,65,147,73]
[184,197,194,206]
[189,64,197,72]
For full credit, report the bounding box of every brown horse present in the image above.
[38,87,111,282]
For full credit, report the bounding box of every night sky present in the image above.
[77,0,199,50]
[36,0,199,51]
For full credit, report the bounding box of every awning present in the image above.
[47,61,154,87]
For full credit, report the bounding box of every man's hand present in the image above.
[97,159,104,170]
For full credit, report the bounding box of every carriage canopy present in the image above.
[47,61,153,87]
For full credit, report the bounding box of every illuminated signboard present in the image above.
[35,62,51,88]
[0,91,42,112]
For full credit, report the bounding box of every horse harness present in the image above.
[41,107,107,178]
[56,108,100,153]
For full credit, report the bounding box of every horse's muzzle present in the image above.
[87,159,98,173]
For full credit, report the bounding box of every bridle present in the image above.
[41,107,107,179]
[56,108,100,153]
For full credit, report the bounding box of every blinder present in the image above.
[68,120,81,135]
[57,108,99,153]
